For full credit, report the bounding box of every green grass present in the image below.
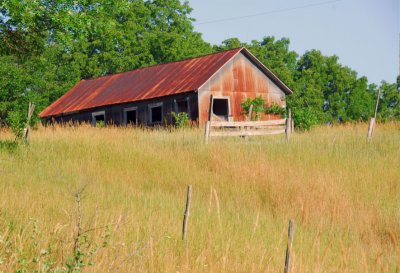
[0,123,399,272]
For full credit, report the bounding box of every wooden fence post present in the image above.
[23,102,35,144]
[204,121,211,144]
[284,219,294,273]
[286,109,292,141]
[368,88,380,141]
[182,185,192,241]
[291,115,294,133]
[367,117,375,141]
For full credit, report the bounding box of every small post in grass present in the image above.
[284,219,294,273]
[23,102,35,144]
[367,88,380,141]
[182,185,192,241]
[205,121,211,144]
[286,109,292,141]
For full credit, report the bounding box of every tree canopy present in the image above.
[0,0,398,127]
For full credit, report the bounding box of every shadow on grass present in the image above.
[0,140,18,153]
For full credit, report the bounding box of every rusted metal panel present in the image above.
[198,53,288,125]
[40,48,242,118]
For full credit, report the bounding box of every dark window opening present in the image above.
[176,99,189,114]
[212,98,229,117]
[94,114,105,122]
[92,113,105,127]
[150,105,162,123]
[126,110,137,125]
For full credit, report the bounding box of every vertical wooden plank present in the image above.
[208,95,214,122]
[247,104,253,121]
[368,88,380,141]
[286,109,291,141]
[373,88,381,119]
[367,117,375,141]
[204,121,211,144]
[284,219,294,273]
[291,116,294,133]
[182,185,192,241]
[205,95,214,144]
[23,102,35,144]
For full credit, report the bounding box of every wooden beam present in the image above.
[210,129,286,137]
[210,119,286,127]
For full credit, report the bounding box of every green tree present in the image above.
[248,36,297,89]
[0,0,211,124]
[346,77,374,121]
[378,81,400,121]
[213,37,243,51]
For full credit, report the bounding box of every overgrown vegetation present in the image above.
[0,124,398,272]
[7,111,26,141]
[264,103,286,117]
[172,112,190,128]
[240,96,267,120]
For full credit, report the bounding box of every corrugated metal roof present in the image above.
[39,47,292,118]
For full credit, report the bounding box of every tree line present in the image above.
[0,0,398,128]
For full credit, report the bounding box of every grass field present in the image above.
[0,123,399,272]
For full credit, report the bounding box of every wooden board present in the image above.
[210,119,286,127]
[209,128,286,137]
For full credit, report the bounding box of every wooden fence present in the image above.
[205,116,292,144]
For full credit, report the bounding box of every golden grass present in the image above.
[0,123,399,272]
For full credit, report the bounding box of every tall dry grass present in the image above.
[0,123,399,272]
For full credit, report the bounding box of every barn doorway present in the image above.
[212,97,230,121]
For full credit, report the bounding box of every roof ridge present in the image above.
[83,47,244,81]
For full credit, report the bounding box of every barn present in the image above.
[39,47,293,126]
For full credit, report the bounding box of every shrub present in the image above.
[240,96,266,120]
[95,120,105,128]
[7,111,26,141]
[172,112,190,128]
[265,103,286,117]
[292,108,319,131]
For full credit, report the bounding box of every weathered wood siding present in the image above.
[45,92,198,126]
[198,53,287,125]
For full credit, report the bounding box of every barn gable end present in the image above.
[197,51,288,125]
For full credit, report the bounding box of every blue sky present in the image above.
[188,0,399,85]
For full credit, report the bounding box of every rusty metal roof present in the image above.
[40,47,292,118]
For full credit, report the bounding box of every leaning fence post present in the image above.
[284,219,294,273]
[286,109,292,141]
[291,115,294,133]
[182,185,192,241]
[368,88,380,141]
[367,117,375,141]
[23,102,35,144]
[204,121,211,144]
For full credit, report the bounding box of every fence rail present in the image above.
[205,117,291,143]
